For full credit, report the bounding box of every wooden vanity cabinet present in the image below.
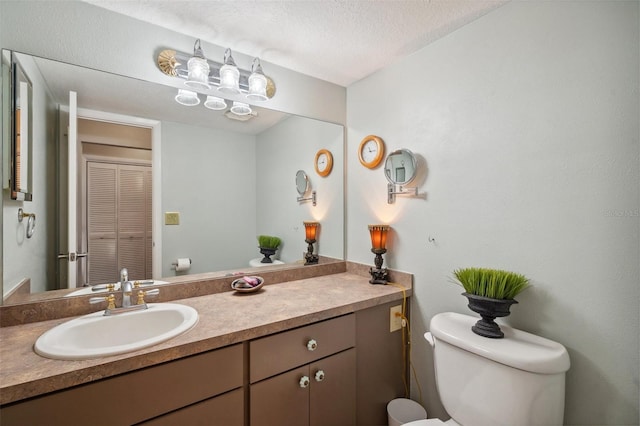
[249,314,357,426]
[0,344,244,426]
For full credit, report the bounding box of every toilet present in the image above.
[404,312,570,426]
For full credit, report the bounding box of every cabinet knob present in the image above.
[299,375,310,388]
[307,339,318,351]
[314,370,325,382]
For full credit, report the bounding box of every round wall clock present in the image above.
[314,149,333,177]
[358,135,385,169]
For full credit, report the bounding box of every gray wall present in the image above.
[256,115,344,263]
[161,121,257,276]
[346,2,638,424]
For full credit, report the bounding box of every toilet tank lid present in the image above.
[429,312,570,374]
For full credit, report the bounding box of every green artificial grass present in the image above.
[257,235,281,249]
[452,267,530,300]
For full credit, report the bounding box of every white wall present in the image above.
[256,116,344,263]
[2,54,57,296]
[0,1,346,125]
[347,1,638,425]
[161,121,257,276]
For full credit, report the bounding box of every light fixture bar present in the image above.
[158,48,276,99]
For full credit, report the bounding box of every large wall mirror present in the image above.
[1,50,344,306]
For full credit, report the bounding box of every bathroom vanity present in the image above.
[0,265,411,425]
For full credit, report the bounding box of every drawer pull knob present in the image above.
[299,375,310,388]
[307,339,318,351]
[314,370,325,382]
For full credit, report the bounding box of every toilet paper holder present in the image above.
[172,258,192,270]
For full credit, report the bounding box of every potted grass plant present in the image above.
[452,267,530,338]
[257,235,282,264]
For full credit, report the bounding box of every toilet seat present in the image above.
[403,420,444,425]
[403,419,459,426]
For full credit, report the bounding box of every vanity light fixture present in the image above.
[185,39,211,90]
[218,48,240,94]
[368,224,390,285]
[303,221,320,265]
[247,58,268,101]
[158,41,276,116]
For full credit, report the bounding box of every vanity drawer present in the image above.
[0,343,244,426]
[250,314,355,383]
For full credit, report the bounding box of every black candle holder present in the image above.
[369,248,389,285]
[304,238,319,265]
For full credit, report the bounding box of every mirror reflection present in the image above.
[385,149,417,185]
[296,170,310,195]
[2,51,344,305]
[5,51,33,201]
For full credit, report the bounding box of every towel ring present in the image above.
[18,208,36,239]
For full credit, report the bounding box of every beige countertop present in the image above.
[0,271,411,406]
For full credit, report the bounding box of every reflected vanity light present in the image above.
[368,224,390,285]
[204,95,227,110]
[304,221,319,265]
[230,101,252,116]
[175,89,200,106]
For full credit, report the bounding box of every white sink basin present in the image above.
[65,280,170,297]
[34,303,198,360]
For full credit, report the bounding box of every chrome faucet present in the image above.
[120,268,133,308]
[89,268,160,315]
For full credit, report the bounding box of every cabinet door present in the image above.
[310,349,356,426]
[250,365,310,426]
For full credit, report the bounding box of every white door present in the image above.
[57,91,84,289]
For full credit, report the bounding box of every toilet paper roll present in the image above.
[175,258,191,272]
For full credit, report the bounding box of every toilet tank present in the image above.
[428,312,570,426]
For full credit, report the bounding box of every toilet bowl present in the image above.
[421,312,570,426]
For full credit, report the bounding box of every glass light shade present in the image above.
[218,63,240,93]
[204,96,227,110]
[369,225,389,250]
[247,59,268,101]
[185,57,211,90]
[230,102,252,116]
[304,221,319,240]
[175,89,200,106]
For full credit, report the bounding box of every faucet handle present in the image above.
[136,289,160,305]
[90,294,116,310]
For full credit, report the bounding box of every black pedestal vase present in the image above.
[463,293,518,338]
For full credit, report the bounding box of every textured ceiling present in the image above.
[84,0,506,87]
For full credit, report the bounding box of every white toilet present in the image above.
[405,312,570,426]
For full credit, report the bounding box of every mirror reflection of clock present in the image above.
[314,149,333,177]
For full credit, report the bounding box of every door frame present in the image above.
[75,108,162,280]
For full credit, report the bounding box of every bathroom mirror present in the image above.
[384,149,417,186]
[7,51,33,201]
[1,51,344,305]
[296,170,310,195]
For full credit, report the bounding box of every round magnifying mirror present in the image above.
[296,170,310,195]
[384,149,417,185]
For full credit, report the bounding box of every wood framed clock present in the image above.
[358,135,385,169]
[314,149,333,177]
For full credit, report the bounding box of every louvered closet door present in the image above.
[87,162,152,284]
[118,165,149,281]
[87,163,118,284]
